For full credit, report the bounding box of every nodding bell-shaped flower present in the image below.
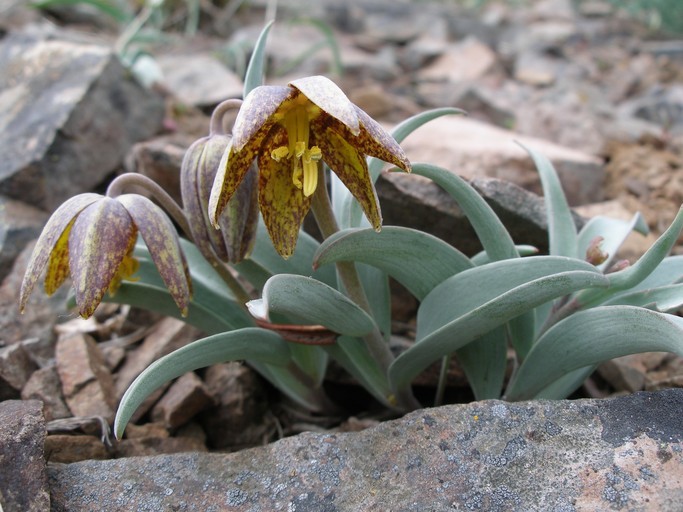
[209,75,412,259]
[20,193,192,319]
[180,101,258,264]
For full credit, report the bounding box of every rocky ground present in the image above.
[1,0,683,507]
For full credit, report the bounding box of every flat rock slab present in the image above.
[48,389,683,511]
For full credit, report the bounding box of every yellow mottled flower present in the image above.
[20,193,191,319]
[209,75,411,258]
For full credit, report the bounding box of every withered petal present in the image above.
[232,85,293,151]
[289,76,360,136]
[219,163,259,263]
[20,193,102,313]
[316,128,382,231]
[44,220,74,296]
[117,194,192,316]
[258,125,313,258]
[209,141,258,228]
[68,197,136,319]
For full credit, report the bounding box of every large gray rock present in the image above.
[0,195,48,281]
[0,400,50,512]
[0,32,165,211]
[48,389,683,511]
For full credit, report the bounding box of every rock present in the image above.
[47,389,683,511]
[0,32,164,211]
[619,84,683,135]
[392,115,604,206]
[157,53,243,107]
[0,400,50,512]
[150,372,214,430]
[0,196,48,282]
[599,353,674,393]
[45,434,109,464]
[115,421,208,456]
[0,241,68,349]
[0,342,37,401]
[198,362,272,450]
[55,332,117,419]
[514,51,559,86]
[125,135,190,206]
[21,364,72,422]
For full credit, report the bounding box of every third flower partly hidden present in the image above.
[209,75,412,258]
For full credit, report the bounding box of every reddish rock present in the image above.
[21,364,71,421]
[55,332,117,419]
[45,434,109,464]
[0,342,37,400]
[150,372,214,430]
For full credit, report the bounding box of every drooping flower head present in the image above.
[209,75,411,258]
[20,193,192,319]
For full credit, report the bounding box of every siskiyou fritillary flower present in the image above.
[209,75,412,258]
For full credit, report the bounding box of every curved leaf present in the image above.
[518,143,578,258]
[602,283,683,312]
[314,226,472,300]
[243,20,274,96]
[506,306,683,401]
[456,328,507,400]
[471,245,538,265]
[115,328,290,438]
[263,274,375,336]
[390,268,609,391]
[411,163,518,261]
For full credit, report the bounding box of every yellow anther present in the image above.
[271,146,290,162]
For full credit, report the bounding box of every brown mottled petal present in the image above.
[180,136,227,260]
[316,128,382,231]
[352,105,411,173]
[197,135,232,260]
[220,162,259,263]
[258,125,312,258]
[19,193,102,313]
[232,85,293,151]
[68,197,136,319]
[208,141,257,228]
[289,76,360,136]
[117,194,192,316]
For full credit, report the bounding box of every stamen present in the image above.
[302,146,322,197]
[271,146,289,162]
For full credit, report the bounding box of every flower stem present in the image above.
[310,168,420,412]
[209,99,243,136]
[106,173,252,305]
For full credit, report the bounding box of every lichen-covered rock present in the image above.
[48,389,683,511]
[0,31,164,211]
[0,400,50,512]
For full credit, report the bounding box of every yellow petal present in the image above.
[258,126,313,258]
[353,105,411,173]
[316,128,382,231]
[44,219,74,296]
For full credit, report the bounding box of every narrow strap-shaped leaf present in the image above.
[602,283,683,312]
[506,306,683,401]
[417,256,602,339]
[456,328,507,400]
[324,336,393,408]
[411,163,518,262]
[471,245,538,265]
[390,269,609,391]
[531,365,596,400]
[115,328,290,438]
[314,226,473,301]
[518,143,578,258]
[243,20,274,96]
[263,274,375,336]
[288,343,328,388]
[357,263,392,338]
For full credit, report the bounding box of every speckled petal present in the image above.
[44,220,74,296]
[316,129,382,231]
[352,105,411,172]
[258,125,313,258]
[232,85,293,151]
[289,76,360,136]
[219,163,259,263]
[20,193,102,313]
[209,141,258,228]
[181,136,225,259]
[117,194,192,316]
[68,197,136,319]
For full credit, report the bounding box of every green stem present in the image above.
[310,169,420,412]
